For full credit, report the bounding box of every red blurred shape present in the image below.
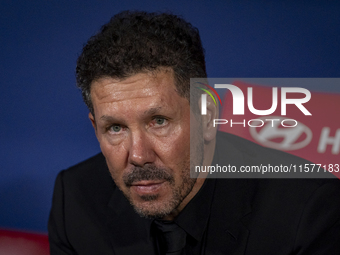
[0,229,49,255]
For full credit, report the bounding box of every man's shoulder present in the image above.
[214,131,340,199]
[214,177,340,212]
[63,152,107,173]
[215,131,335,179]
[49,153,121,254]
[61,153,109,180]
[55,153,115,203]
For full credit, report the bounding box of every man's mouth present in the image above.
[130,180,166,195]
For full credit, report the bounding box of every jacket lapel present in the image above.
[205,178,253,255]
[205,133,256,255]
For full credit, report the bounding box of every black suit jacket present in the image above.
[48,132,340,254]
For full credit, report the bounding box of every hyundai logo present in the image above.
[249,116,313,151]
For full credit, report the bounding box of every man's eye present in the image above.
[154,117,166,125]
[109,125,122,132]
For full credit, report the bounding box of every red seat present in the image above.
[0,229,49,255]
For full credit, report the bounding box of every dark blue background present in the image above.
[1,0,340,232]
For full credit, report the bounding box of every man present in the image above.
[49,11,340,254]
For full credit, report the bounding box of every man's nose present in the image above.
[128,131,156,166]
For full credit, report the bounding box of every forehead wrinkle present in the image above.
[93,86,160,103]
[92,74,162,98]
[101,94,160,104]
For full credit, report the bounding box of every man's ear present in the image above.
[89,112,97,132]
[200,94,218,142]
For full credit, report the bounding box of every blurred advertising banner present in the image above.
[0,229,49,255]
[190,78,340,178]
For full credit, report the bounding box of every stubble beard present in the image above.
[121,161,197,219]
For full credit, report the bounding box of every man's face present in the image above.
[90,69,202,219]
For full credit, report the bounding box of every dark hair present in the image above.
[76,11,207,114]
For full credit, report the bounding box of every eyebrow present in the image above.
[99,115,118,123]
[143,107,162,116]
